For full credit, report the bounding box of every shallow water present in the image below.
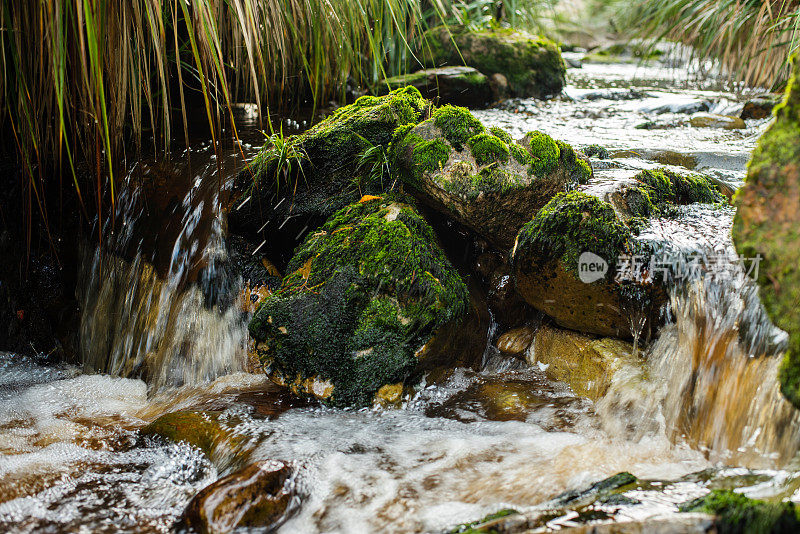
[1,56,798,533]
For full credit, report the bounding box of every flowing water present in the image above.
[2,55,800,533]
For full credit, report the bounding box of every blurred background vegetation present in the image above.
[0,0,798,241]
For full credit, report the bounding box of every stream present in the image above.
[1,54,798,533]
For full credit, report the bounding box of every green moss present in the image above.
[513,191,634,275]
[525,131,561,177]
[467,133,510,165]
[450,509,518,534]
[488,126,513,144]
[634,168,724,211]
[249,198,469,407]
[240,86,430,223]
[414,138,452,173]
[583,144,611,159]
[423,26,566,98]
[433,105,485,150]
[680,490,800,534]
[733,62,800,408]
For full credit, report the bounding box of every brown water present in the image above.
[1,53,799,533]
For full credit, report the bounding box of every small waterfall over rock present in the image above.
[77,152,250,390]
[596,205,800,467]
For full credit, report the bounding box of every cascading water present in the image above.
[77,148,253,390]
[595,205,800,467]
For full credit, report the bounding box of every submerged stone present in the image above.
[733,61,800,409]
[378,66,499,108]
[141,411,249,471]
[182,460,298,534]
[423,26,566,99]
[248,197,469,407]
[391,107,591,249]
[689,112,746,130]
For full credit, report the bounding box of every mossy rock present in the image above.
[733,60,800,409]
[449,509,519,534]
[229,87,429,258]
[422,25,565,99]
[610,168,726,222]
[680,490,800,534]
[741,94,782,120]
[248,197,469,407]
[182,460,298,534]
[391,107,591,249]
[510,191,666,338]
[378,66,498,108]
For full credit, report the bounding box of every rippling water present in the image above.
[1,55,797,533]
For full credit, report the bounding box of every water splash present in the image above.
[77,154,250,390]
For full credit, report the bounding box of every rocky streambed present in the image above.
[1,40,798,534]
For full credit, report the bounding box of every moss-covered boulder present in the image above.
[610,168,725,221]
[679,490,800,534]
[391,106,591,249]
[182,460,298,534]
[378,66,499,108]
[423,26,565,99]
[510,191,664,338]
[733,62,800,409]
[248,197,469,407]
[229,87,429,257]
[511,168,725,338]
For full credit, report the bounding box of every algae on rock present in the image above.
[423,26,566,99]
[249,197,469,407]
[391,106,591,250]
[229,87,429,250]
[733,60,800,409]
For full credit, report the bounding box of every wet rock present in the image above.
[609,168,726,222]
[551,472,638,507]
[249,197,469,407]
[487,263,534,329]
[497,323,538,355]
[733,64,800,408]
[741,94,781,120]
[557,516,714,533]
[679,490,800,533]
[529,325,638,401]
[510,191,666,338]
[142,411,248,470]
[423,26,566,99]
[584,42,665,64]
[583,145,611,159]
[230,87,429,259]
[689,112,746,130]
[646,100,710,115]
[182,460,298,534]
[449,509,520,533]
[378,66,498,108]
[391,106,592,249]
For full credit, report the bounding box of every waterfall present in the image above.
[76,154,248,390]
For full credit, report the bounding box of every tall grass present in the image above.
[0,0,453,229]
[616,0,800,88]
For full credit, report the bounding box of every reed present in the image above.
[616,0,800,88]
